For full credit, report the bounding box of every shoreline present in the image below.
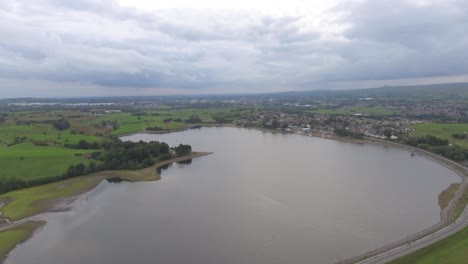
[0,221,45,264]
[0,152,212,263]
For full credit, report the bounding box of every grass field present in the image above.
[411,123,468,148]
[311,106,397,116]
[0,124,101,147]
[0,143,95,181]
[389,225,468,264]
[0,221,44,262]
[93,108,246,135]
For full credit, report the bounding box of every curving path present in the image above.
[355,206,468,264]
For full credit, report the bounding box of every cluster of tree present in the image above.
[0,116,4,123]
[8,136,27,147]
[94,138,172,170]
[100,120,119,130]
[402,135,468,162]
[70,130,86,135]
[452,133,467,139]
[383,128,393,139]
[66,139,101,149]
[404,135,449,147]
[146,126,166,131]
[431,145,468,161]
[0,177,30,194]
[174,144,192,156]
[52,118,71,130]
[66,162,99,177]
[31,140,49,146]
[185,115,202,123]
[163,117,183,123]
[212,115,227,123]
[333,127,364,139]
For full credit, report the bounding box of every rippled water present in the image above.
[6,127,460,264]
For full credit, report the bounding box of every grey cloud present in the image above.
[326,0,468,81]
[0,0,468,96]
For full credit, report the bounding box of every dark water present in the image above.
[6,127,460,264]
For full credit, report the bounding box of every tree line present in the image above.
[403,135,468,161]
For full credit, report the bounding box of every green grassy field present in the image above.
[411,123,468,148]
[311,106,397,116]
[93,108,245,135]
[0,143,95,181]
[389,226,468,264]
[0,221,44,261]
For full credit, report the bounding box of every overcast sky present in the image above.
[1,0,468,98]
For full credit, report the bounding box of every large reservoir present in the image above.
[6,127,461,264]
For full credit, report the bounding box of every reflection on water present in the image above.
[106,177,129,183]
[177,159,192,165]
[6,127,461,264]
[156,163,173,174]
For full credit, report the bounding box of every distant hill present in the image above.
[271,82,468,102]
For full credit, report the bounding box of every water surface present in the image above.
[6,127,460,264]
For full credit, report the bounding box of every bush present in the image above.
[452,133,467,139]
[52,118,70,130]
[174,144,192,156]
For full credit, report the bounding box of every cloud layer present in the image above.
[1,0,467,97]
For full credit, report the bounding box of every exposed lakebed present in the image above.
[6,127,461,264]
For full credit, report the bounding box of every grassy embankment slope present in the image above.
[389,226,468,264]
[0,222,45,262]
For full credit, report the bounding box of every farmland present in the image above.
[0,108,245,183]
[411,123,468,148]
